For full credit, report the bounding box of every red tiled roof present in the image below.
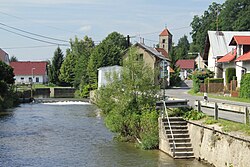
[155,48,169,58]
[229,36,250,45]
[10,61,48,75]
[159,28,171,36]
[235,51,250,62]
[176,59,195,69]
[217,49,236,63]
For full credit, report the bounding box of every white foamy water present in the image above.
[43,101,91,105]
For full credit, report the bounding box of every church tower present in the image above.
[159,28,172,53]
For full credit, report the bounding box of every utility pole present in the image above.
[127,35,130,48]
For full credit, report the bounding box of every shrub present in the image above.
[205,78,224,84]
[240,73,250,99]
[225,68,236,84]
[192,69,214,93]
[184,110,206,120]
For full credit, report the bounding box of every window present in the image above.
[29,77,32,82]
[36,77,39,83]
[21,77,24,80]
[136,54,143,61]
[162,39,165,43]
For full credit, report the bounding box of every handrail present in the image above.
[162,100,176,157]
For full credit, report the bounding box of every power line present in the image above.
[0,26,69,46]
[1,44,65,50]
[0,22,69,43]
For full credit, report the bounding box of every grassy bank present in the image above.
[187,89,250,103]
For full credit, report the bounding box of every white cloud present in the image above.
[78,25,92,32]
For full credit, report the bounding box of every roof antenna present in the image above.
[165,23,167,29]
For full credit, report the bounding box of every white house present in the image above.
[0,48,10,65]
[98,65,122,89]
[218,35,250,87]
[203,31,250,78]
[10,61,48,84]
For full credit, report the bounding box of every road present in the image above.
[163,80,250,123]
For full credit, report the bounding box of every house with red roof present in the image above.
[217,35,250,87]
[176,59,195,80]
[0,48,10,65]
[10,61,48,84]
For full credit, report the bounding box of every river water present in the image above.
[0,102,211,167]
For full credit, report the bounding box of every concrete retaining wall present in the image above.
[158,118,173,157]
[187,121,250,167]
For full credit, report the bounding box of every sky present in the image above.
[0,0,225,61]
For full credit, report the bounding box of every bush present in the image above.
[225,68,236,84]
[192,69,214,93]
[184,110,206,120]
[204,78,224,84]
[240,73,250,99]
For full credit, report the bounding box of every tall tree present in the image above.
[168,47,181,86]
[10,56,18,62]
[0,61,16,109]
[59,49,77,86]
[175,35,190,59]
[49,47,64,85]
[87,32,128,89]
[190,2,222,52]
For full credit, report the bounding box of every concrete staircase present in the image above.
[163,117,194,159]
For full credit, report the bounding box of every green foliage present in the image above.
[140,109,159,149]
[87,32,128,89]
[168,107,191,117]
[10,56,18,62]
[175,35,190,59]
[225,68,236,84]
[192,69,214,93]
[204,78,224,84]
[49,47,64,85]
[96,47,159,149]
[168,47,182,86]
[184,110,206,120]
[0,61,18,109]
[190,2,222,52]
[240,73,250,99]
[204,117,219,125]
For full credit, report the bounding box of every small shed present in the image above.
[98,65,122,89]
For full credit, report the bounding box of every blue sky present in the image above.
[0,0,225,61]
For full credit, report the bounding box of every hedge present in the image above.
[240,73,250,99]
[225,68,236,84]
[204,78,224,84]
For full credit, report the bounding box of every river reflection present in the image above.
[0,102,211,167]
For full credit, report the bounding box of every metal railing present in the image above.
[162,100,176,157]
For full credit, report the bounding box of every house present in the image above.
[203,31,250,78]
[195,54,205,69]
[0,48,10,65]
[98,65,122,89]
[10,61,48,84]
[217,35,250,86]
[176,59,195,80]
[132,42,171,86]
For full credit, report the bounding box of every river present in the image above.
[0,102,211,167]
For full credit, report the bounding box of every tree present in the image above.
[49,47,64,85]
[190,2,222,52]
[168,47,181,86]
[59,49,77,86]
[96,47,159,149]
[87,32,128,90]
[10,56,18,62]
[0,61,16,109]
[175,35,190,59]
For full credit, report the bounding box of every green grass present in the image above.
[203,117,250,136]
[187,89,250,103]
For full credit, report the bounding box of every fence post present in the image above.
[197,100,201,112]
[244,107,249,125]
[214,102,218,120]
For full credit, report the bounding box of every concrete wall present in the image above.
[158,118,173,157]
[187,121,250,167]
[53,88,75,98]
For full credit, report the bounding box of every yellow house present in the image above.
[131,42,171,87]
